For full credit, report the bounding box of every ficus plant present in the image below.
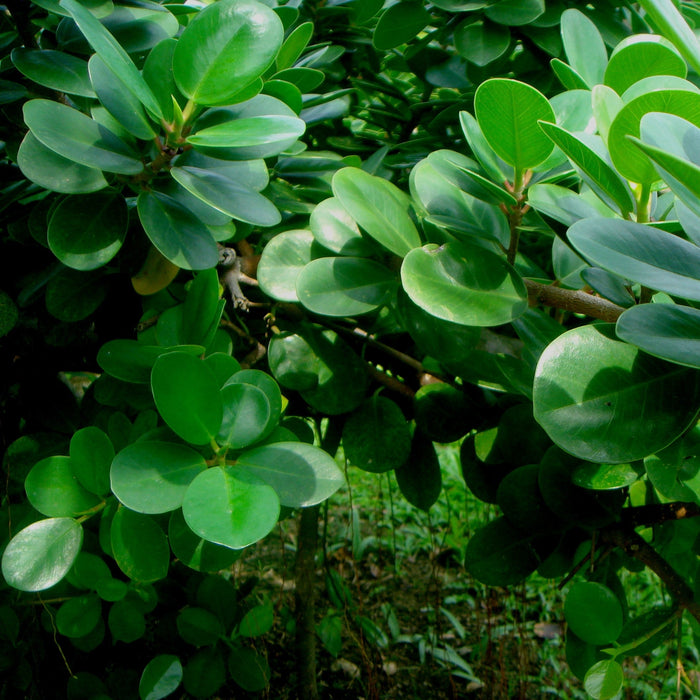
[5,0,700,698]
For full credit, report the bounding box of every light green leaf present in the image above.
[474,78,555,170]
[455,19,510,66]
[139,655,183,700]
[560,9,607,88]
[584,660,624,700]
[257,229,318,302]
[372,1,430,49]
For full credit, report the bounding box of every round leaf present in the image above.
[533,324,700,462]
[173,0,283,107]
[139,655,183,700]
[12,48,94,97]
[257,229,317,302]
[394,431,442,512]
[565,582,623,645]
[56,594,101,638]
[372,1,430,50]
[111,507,169,583]
[48,191,127,270]
[25,455,101,517]
[228,647,270,692]
[236,442,344,507]
[182,467,280,549]
[401,242,527,327]
[217,383,271,449]
[2,517,83,592]
[455,20,510,67]
[474,78,555,170]
[296,257,396,317]
[111,441,207,514]
[151,352,223,445]
[584,659,624,700]
[70,426,113,496]
[309,197,375,257]
[177,607,223,647]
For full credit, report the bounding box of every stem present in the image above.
[635,181,652,224]
[504,168,530,266]
[525,279,625,322]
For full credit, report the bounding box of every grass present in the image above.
[234,441,700,699]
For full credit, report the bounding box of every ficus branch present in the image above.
[619,502,700,529]
[525,279,625,323]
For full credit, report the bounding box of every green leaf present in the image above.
[395,431,442,512]
[632,112,700,218]
[573,461,642,490]
[217,383,271,449]
[168,509,240,573]
[343,397,411,473]
[459,110,511,183]
[88,55,156,141]
[0,290,18,338]
[474,78,555,170]
[568,218,700,301]
[17,132,108,194]
[12,48,94,97]
[454,19,510,66]
[273,67,323,93]
[584,659,624,700]
[182,268,222,349]
[171,166,280,227]
[187,115,305,159]
[137,190,219,271]
[644,423,700,501]
[401,242,527,327]
[413,383,477,443]
[111,441,207,514]
[46,267,109,322]
[239,602,273,637]
[56,594,101,638]
[332,167,421,257]
[139,655,183,700]
[236,442,344,507]
[533,324,700,462]
[183,649,226,698]
[142,38,177,123]
[2,518,83,592]
[616,303,700,369]
[309,197,375,256]
[177,607,223,647]
[151,352,223,445]
[296,257,396,317]
[276,21,313,71]
[224,369,283,428]
[604,35,686,95]
[26,456,101,517]
[537,122,634,217]
[497,465,560,532]
[465,517,552,586]
[483,0,543,25]
[47,191,127,270]
[560,9,607,88]
[109,598,146,642]
[550,58,590,91]
[607,88,700,184]
[592,85,624,147]
[59,0,163,119]
[372,1,430,50]
[110,507,169,583]
[565,582,623,645]
[173,0,283,106]
[257,230,318,302]
[70,427,113,496]
[182,467,280,549]
[638,0,700,75]
[23,99,143,175]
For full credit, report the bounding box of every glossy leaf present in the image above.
[343,397,411,473]
[638,0,700,74]
[617,304,700,369]
[24,99,143,175]
[565,582,623,645]
[151,352,223,445]
[584,659,624,700]
[607,89,700,184]
[257,230,317,302]
[111,441,207,514]
[332,167,420,257]
[296,257,396,317]
[533,324,700,462]
[47,191,128,270]
[484,0,543,25]
[70,426,113,496]
[309,197,375,256]
[172,0,283,107]
[569,218,700,301]
[373,1,430,50]
[2,518,83,592]
[26,456,101,517]
[182,268,222,349]
[182,467,280,549]
[560,9,607,88]
[217,383,271,449]
[537,122,634,217]
[17,132,107,194]
[236,442,345,507]
[12,48,94,97]
[455,20,510,66]
[59,0,162,119]
[139,655,183,700]
[401,242,527,327]
[111,507,169,583]
[171,166,280,227]
[573,461,642,490]
[604,35,685,95]
[474,78,555,170]
[137,190,219,271]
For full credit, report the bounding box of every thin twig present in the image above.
[525,279,625,323]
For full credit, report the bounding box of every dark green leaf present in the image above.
[565,582,623,645]
[111,507,169,583]
[139,655,183,700]
[373,1,430,50]
[12,48,94,97]
[395,431,441,511]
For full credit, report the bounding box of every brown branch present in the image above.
[602,527,700,623]
[525,279,625,322]
[364,364,415,399]
[619,502,700,529]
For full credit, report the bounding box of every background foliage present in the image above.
[5,0,700,698]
